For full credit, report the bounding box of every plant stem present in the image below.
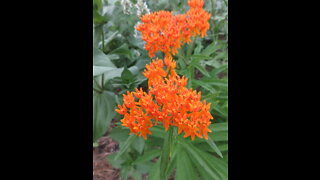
[187,36,196,57]
[101,30,105,51]
[211,0,216,42]
[160,126,174,180]
[212,0,216,14]
[101,74,104,89]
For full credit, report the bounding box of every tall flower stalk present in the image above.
[115,0,213,179]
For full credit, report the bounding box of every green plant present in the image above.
[93,0,228,179]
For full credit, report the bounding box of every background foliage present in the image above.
[93,0,228,179]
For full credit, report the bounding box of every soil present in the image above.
[93,135,120,180]
[93,119,121,180]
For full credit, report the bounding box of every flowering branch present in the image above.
[116,0,213,141]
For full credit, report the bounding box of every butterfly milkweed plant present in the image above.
[93,0,228,179]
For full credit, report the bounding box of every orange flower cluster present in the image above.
[187,0,212,38]
[116,56,213,140]
[136,0,211,58]
[115,0,213,141]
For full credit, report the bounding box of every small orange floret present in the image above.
[115,104,127,115]
[188,0,205,9]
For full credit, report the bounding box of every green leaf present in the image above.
[149,126,166,138]
[201,151,228,179]
[120,166,130,180]
[93,48,121,77]
[194,142,228,153]
[190,54,211,66]
[109,44,132,58]
[192,80,217,94]
[206,136,223,158]
[211,122,228,132]
[115,134,137,160]
[93,0,103,11]
[202,78,228,87]
[210,64,228,77]
[130,170,142,180]
[195,165,216,180]
[93,48,116,67]
[210,131,228,142]
[132,137,145,154]
[107,153,125,169]
[204,59,222,68]
[182,142,221,180]
[177,57,187,70]
[134,149,161,164]
[194,64,211,77]
[148,160,160,180]
[212,51,228,62]
[93,91,116,141]
[201,42,221,56]
[108,126,130,143]
[144,136,164,148]
[93,66,117,76]
[106,54,120,60]
[211,105,228,119]
[194,40,203,54]
[176,144,197,180]
[93,10,107,25]
[218,143,228,152]
[93,25,103,48]
[103,31,118,46]
[107,66,138,80]
[136,161,153,174]
[121,66,134,83]
[186,140,227,179]
[165,145,178,178]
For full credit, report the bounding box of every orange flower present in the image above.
[188,0,205,9]
[186,0,211,38]
[136,11,180,58]
[143,58,166,87]
[116,56,213,140]
[118,90,155,139]
[136,0,211,58]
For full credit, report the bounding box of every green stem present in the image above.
[101,30,105,51]
[160,126,174,180]
[223,0,228,6]
[211,0,216,14]
[101,75,104,89]
[211,0,216,42]
[187,36,196,57]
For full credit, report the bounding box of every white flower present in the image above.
[121,0,133,15]
[135,0,150,17]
